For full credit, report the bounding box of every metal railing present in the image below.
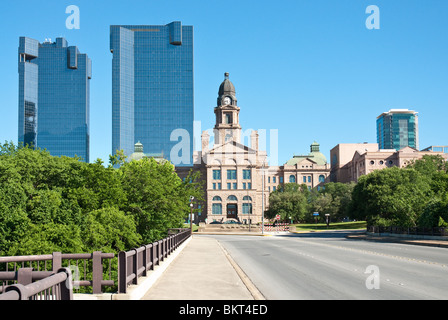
[0,228,191,298]
[118,229,191,294]
[0,251,115,294]
[0,268,72,300]
[368,226,448,237]
[264,223,290,232]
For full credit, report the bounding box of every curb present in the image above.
[346,233,448,249]
[216,241,266,301]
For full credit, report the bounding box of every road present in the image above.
[203,231,448,300]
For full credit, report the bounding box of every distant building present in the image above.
[377,109,419,150]
[422,146,448,154]
[272,142,330,192]
[110,22,194,165]
[127,142,167,164]
[18,37,91,162]
[330,143,379,183]
[330,143,447,183]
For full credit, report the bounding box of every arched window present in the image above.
[227,195,238,202]
[243,203,253,214]
[289,175,296,183]
[212,203,222,215]
[319,175,325,183]
[213,196,222,202]
[242,196,252,214]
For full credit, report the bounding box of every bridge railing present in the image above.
[368,226,448,237]
[0,251,115,294]
[118,229,191,294]
[0,228,191,298]
[0,268,72,300]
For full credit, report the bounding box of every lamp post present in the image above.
[261,162,266,235]
[190,196,194,235]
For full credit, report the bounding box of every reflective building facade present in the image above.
[18,37,91,162]
[377,109,419,150]
[110,22,194,165]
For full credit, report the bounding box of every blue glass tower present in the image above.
[18,37,91,162]
[110,22,194,165]
[377,109,419,150]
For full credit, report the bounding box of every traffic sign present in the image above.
[275,215,281,220]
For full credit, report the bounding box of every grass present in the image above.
[184,223,199,232]
[293,221,367,232]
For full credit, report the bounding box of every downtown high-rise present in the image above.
[18,37,91,162]
[377,109,419,150]
[110,22,194,165]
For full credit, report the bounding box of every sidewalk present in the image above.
[142,235,264,300]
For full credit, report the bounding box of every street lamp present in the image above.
[325,214,330,228]
[190,196,194,235]
[261,162,266,235]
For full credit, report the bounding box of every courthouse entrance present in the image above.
[227,204,238,220]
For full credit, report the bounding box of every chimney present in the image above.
[251,130,259,151]
[202,131,210,153]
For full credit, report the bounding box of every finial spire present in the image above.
[224,72,229,80]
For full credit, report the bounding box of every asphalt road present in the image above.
[203,231,448,300]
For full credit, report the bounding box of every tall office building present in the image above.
[110,22,194,165]
[18,37,91,162]
[377,109,419,150]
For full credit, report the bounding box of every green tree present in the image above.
[81,207,142,252]
[0,142,204,258]
[7,222,84,256]
[315,182,356,221]
[349,167,432,227]
[119,158,203,243]
[266,184,309,222]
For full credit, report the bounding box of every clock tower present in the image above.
[214,72,242,145]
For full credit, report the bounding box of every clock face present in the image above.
[223,97,231,105]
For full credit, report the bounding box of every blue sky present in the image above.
[1,0,447,165]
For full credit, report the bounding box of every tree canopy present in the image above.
[348,155,448,228]
[0,142,203,257]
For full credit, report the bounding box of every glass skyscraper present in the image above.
[377,109,419,150]
[110,22,194,165]
[18,37,91,162]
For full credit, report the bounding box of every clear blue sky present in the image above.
[1,0,447,165]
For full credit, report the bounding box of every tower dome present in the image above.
[218,72,235,96]
[217,72,237,106]
[308,141,327,165]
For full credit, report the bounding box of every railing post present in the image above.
[52,252,62,272]
[142,246,148,277]
[17,268,33,285]
[132,249,138,285]
[92,251,103,294]
[118,251,127,294]
[58,268,73,300]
